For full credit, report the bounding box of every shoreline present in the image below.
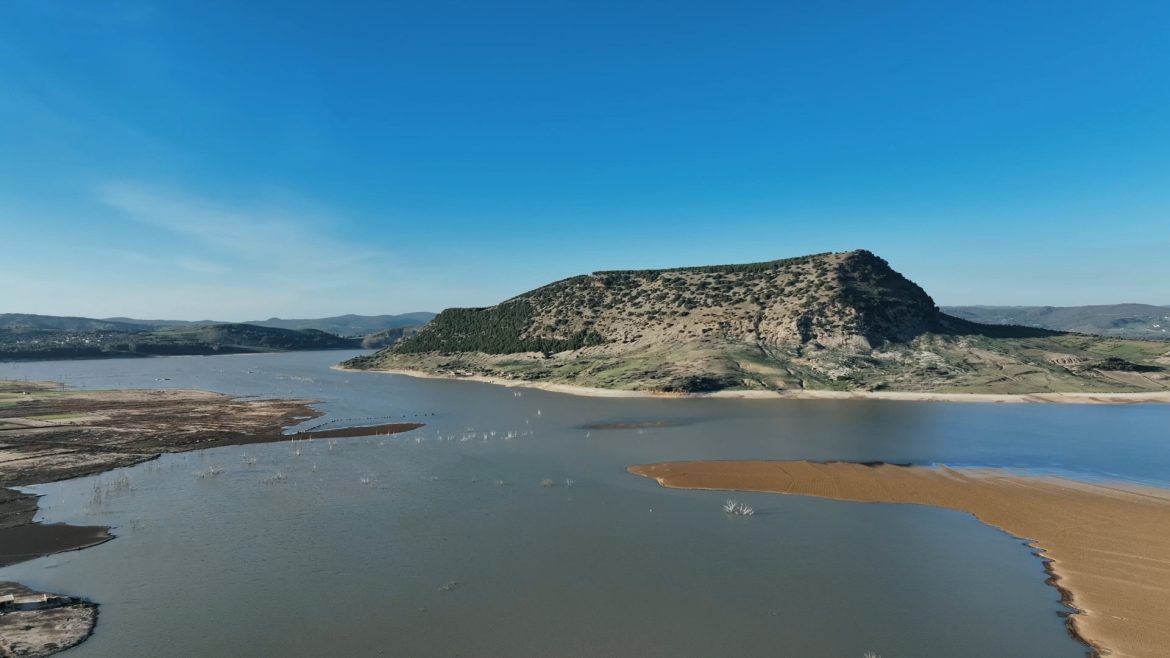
[0,386,326,567]
[338,365,1170,404]
[0,380,418,657]
[628,460,1170,658]
[0,581,98,657]
[0,522,115,569]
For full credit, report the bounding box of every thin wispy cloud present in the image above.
[97,181,385,274]
[46,180,431,318]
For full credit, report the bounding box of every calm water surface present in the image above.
[2,351,1165,657]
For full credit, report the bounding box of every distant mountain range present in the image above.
[941,305,1170,340]
[348,250,1170,395]
[0,312,435,337]
[0,313,435,361]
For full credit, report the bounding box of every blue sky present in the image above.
[2,1,1167,319]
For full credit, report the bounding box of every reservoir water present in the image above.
[2,350,1165,656]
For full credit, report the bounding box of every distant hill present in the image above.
[100,312,436,336]
[942,305,1170,340]
[360,325,424,349]
[6,313,432,337]
[0,323,361,361]
[347,250,1170,394]
[100,317,217,329]
[242,313,435,336]
[0,311,437,361]
[0,314,152,332]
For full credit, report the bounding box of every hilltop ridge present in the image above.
[0,323,360,361]
[942,304,1170,340]
[0,313,436,361]
[346,251,1170,394]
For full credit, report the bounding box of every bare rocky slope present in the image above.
[346,251,1170,394]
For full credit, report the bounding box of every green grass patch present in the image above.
[25,412,85,421]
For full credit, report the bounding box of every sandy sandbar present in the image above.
[289,422,424,440]
[628,460,1170,658]
[0,523,113,568]
[340,366,1170,404]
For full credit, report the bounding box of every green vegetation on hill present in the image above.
[390,301,605,355]
[588,253,826,278]
[3,313,435,338]
[346,250,1170,394]
[0,314,150,332]
[0,312,437,361]
[0,323,360,361]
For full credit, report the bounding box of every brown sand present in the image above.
[628,460,1170,658]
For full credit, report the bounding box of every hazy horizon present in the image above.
[3,1,1168,318]
[1,279,1168,325]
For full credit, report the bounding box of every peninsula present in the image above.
[344,250,1170,396]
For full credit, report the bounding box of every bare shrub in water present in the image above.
[723,499,754,516]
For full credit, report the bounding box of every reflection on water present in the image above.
[2,351,1162,656]
[579,417,706,430]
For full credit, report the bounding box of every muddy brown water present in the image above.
[1,351,1167,656]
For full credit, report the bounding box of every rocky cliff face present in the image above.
[386,250,942,355]
[346,250,1170,394]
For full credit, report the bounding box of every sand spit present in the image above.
[289,422,424,440]
[340,365,1170,404]
[628,460,1170,658]
[0,523,113,569]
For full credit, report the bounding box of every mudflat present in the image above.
[0,523,112,568]
[628,460,1170,658]
[0,380,333,656]
[0,381,324,560]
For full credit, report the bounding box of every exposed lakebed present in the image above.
[1,351,1167,656]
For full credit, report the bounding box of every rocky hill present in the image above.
[360,325,424,349]
[345,251,1170,394]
